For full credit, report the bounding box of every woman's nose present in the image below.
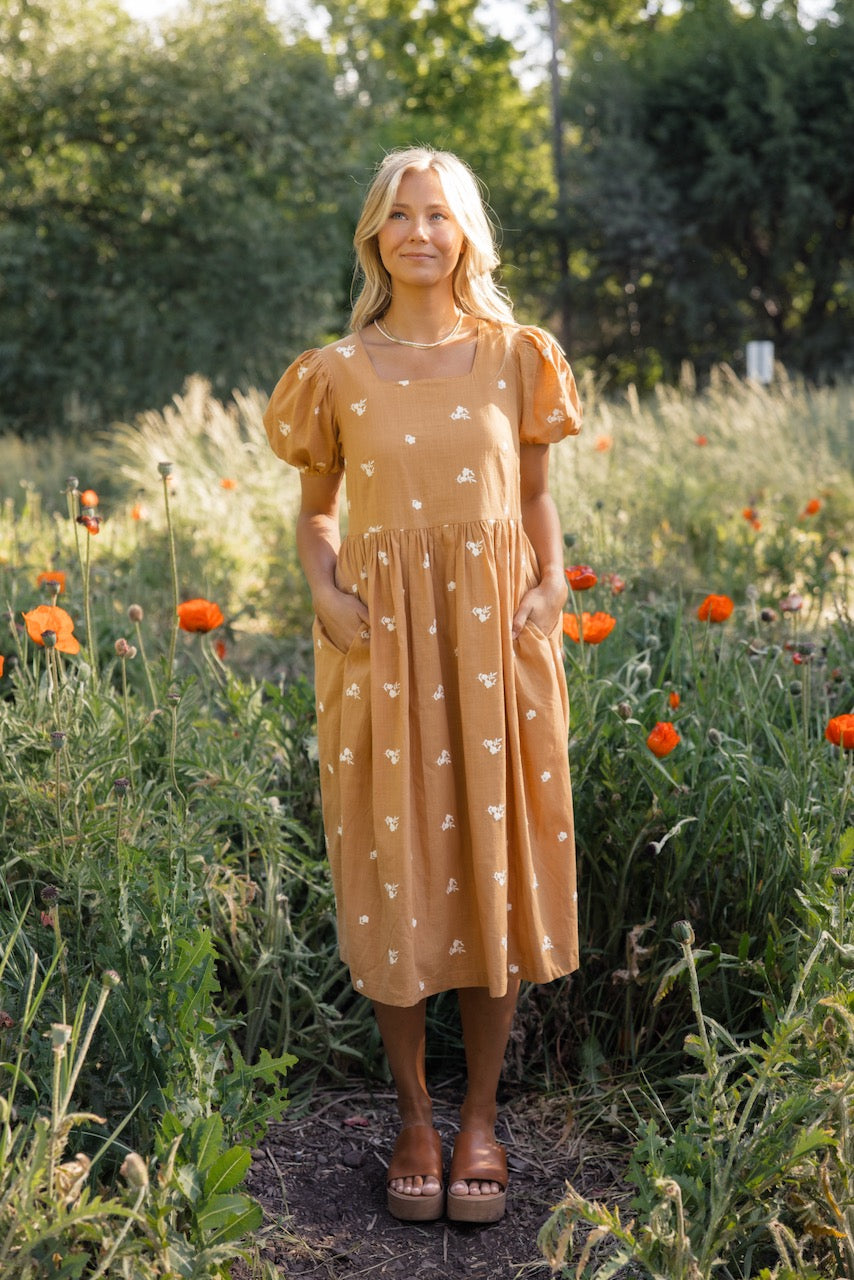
[409,219,429,241]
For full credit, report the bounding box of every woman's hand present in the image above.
[512,569,567,640]
[315,584,370,653]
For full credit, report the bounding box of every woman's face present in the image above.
[376,167,465,293]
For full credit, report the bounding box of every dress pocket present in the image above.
[313,615,366,659]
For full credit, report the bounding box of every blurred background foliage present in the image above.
[1,0,852,433]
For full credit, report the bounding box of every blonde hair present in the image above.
[349,147,515,332]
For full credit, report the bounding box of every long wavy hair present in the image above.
[349,147,515,333]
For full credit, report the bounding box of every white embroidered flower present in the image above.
[358,914,369,925]
[378,550,390,568]
[450,406,471,421]
[404,435,416,443]
[351,399,368,416]
[326,763,334,774]
[419,979,425,991]
[498,378,506,389]
[381,615,396,631]
[277,419,291,437]
[449,938,466,955]
[399,380,410,387]
[369,849,377,860]
[412,499,422,510]
[297,363,308,380]
[384,882,399,899]
[532,874,540,890]
[436,749,452,766]
[542,936,554,952]
[388,948,399,965]
[546,407,566,423]
[441,814,456,831]
[383,682,401,698]
[526,709,537,720]
[360,568,368,579]
[493,870,507,886]
[345,683,361,699]
[336,344,356,358]
[337,823,342,835]
[339,748,354,765]
[456,467,476,483]
[501,934,508,950]
[447,581,456,592]
[558,831,568,842]
[385,816,400,832]
[360,457,374,474]
[508,963,519,974]
[446,878,459,893]
[317,700,325,713]
[360,627,370,641]
[433,685,445,701]
[411,917,417,928]
[422,553,430,568]
[365,524,383,535]
[385,748,401,764]
[478,671,498,689]
[507,902,513,911]
[429,618,437,634]
[573,890,578,902]
[540,770,551,782]
[466,539,484,556]
[472,605,492,622]
[483,738,503,755]
[488,804,505,822]
[356,978,364,988]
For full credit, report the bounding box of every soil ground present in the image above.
[235,1082,630,1278]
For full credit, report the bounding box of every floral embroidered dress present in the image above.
[264,321,582,1006]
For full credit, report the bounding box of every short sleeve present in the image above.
[516,326,583,445]
[262,348,343,475]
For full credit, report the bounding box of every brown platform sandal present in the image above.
[386,1124,444,1222]
[446,1130,508,1224]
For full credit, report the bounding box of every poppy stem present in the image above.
[162,474,180,686]
[133,620,158,708]
[54,747,68,866]
[81,521,98,680]
[120,657,134,782]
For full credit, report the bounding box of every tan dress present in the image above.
[264,321,582,1006]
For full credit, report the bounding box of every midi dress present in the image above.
[264,320,582,1007]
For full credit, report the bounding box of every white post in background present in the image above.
[745,340,774,384]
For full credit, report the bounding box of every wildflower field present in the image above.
[0,366,852,1278]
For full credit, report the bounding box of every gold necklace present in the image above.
[374,312,463,349]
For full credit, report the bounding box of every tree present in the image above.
[0,0,358,429]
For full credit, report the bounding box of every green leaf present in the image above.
[195,1192,263,1243]
[203,1145,252,1197]
[184,1113,225,1172]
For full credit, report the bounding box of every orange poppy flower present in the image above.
[22,605,81,654]
[131,502,148,521]
[220,478,238,490]
[562,611,616,644]
[697,594,734,623]
[215,639,227,660]
[802,498,821,517]
[37,571,66,594]
[77,515,100,534]
[695,435,708,447]
[0,655,4,677]
[668,690,680,709]
[825,715,854,749]
[603,572,626,595]
[593,435,613,452]
[565,565,598,591]
[177,598,224,633]
[646,721,680,758]
[742,506,758,522]
[79,489,99,508]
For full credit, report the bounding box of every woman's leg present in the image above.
[372,998,441,1196]
[451,979,521,1196]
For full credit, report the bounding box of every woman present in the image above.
[263,147,581,1224]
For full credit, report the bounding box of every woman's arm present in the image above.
[512,443,567,639]
[297,473,369,651]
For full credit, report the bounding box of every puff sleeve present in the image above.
[263,349,343,475]
[516,326,583,445]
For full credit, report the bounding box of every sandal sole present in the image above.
[387,1187,445,1221]
[446,1188,507,1223]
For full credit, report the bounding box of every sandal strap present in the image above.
[449,1131,508,1187]
[387,1124,443,1184]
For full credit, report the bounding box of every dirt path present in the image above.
[238,1084,629,1278]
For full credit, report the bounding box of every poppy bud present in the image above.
[41,630,57,649]
[128,604,144,623]
[41,885,59,902]
[115,638,132,657]
[830,867,849,884]
[101,969,122,990]
[49,1023,73,1051]
[707,727,723,746]
[672,920,695,945]
[113,777,130,797]
[760,607,777,623]
[66,476,79,492]
[120,1152,149,1190]
[157,461,174,478]
[616,702,632,720]
[789,681,803,696]
[50,730,66,751]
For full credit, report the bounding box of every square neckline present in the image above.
[356,320,482,384]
